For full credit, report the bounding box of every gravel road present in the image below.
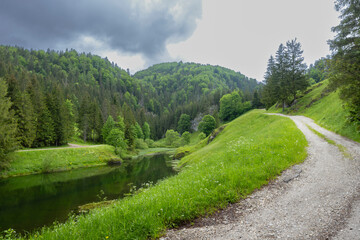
[162,114,360,240]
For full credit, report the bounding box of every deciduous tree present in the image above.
[198,115,216,136]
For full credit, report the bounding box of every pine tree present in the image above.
[102,115,115,143]
[6,74,36,147]
[252,90,262,109]
[142,122,151,139]
[262,55,278,109]
[274,43,291,111]
[177,114,191,134]
[61,99,76,143]
[125,124,136,150]
[262,40,307,111]
[134,122,144,139]
[16,92,36,147]
[328,0,360,124]
[286,39,308,101]
[116,116,125,132]
[0,78,18,168]
[46,86,65,146]
[28,76,55,147]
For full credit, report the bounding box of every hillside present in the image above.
[268,80,360,142]
[24,110,307,239]
[0,46,259,144]
[134,62,259,137]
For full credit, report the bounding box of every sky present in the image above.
[0,0,340,81]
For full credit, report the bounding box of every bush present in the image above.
[198,132,206,140]
[145,139,155,148]
[165,129,181,147]
[198,115,216,136]
[181,131,191,145]
[135,139,148,149]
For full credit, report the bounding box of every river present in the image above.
[0,153,176,233]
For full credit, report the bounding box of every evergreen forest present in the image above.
[0,46,260,166]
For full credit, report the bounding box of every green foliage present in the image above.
[165,129,180,146]
[0,228,18,240]
[145,139,155,148]
[28,110,307,240]
[198,132,206,140]
[102,116,115,142]
[142,122,151,140]
[135,139,149,149]
[268,80,360,142]
[177,114,191,134]
[134,122,144,139]
[219,91,251,121]
[116,116,125,132]
[198,115,216,136]
[125,124,136,150]
[0,78,18,169]
[308,57,329,84]
[328,0,360,127]
[3,145,117,178]
[252,90,263,108]
[62,99,76,143]
[134,61,259,139]
[262,39,308,111]
[0,46,260,144]
[106,128,127,149]
[181,131,191,145]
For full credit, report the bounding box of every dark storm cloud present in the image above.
[0,0,202,59]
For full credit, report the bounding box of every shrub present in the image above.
[135,139,148,149]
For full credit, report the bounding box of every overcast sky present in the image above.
[0,0,340,81]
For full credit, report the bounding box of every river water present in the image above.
[0,153,176,233]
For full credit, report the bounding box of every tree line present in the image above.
[0,46,261,168]
[261,0,360,131]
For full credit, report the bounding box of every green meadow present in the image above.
[2,145,118,178]
[21,110,307,240]
[269,80,360,142]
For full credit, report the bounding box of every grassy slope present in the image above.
[268,80,360,142]
[2,145,118,178]
[26,110,307,240]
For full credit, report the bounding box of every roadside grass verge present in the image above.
[306,125,352,159]
[268,80,360,142]
[2,145,118,178]
[22,110,307,240]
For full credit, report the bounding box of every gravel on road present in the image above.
[162,114,360,240]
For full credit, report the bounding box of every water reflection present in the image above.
[0,153,176,233]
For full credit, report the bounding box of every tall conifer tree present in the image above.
[0,78,18,168]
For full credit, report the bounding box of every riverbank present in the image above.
[1,145,119,178]
[21,110,307,240]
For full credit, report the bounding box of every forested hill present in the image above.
[135,62,257,112]
[0,46,259,147]
[134,62,259,137]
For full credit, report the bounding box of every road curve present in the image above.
[163,114,360,240]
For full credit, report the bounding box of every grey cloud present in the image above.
[0,0,202,60]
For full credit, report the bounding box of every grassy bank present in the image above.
[21,110,307,240]
[2,145,118,178]
[268,80,360,142]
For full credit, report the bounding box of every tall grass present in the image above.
[268,80,360,142]
[22,110,307,240]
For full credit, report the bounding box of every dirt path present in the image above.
[162,114,360,239]
[17,144,105,152]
